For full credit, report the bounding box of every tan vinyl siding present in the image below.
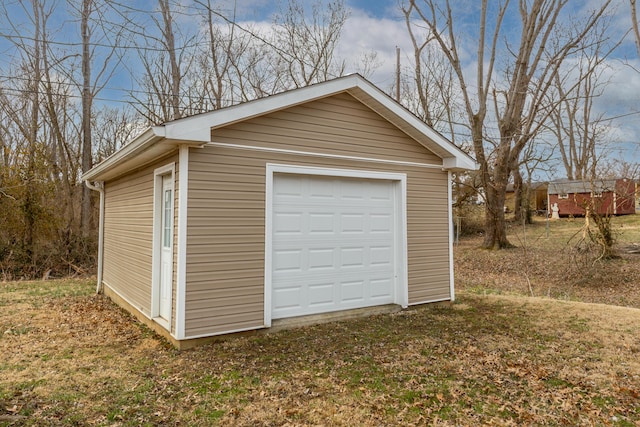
[103,154,178,324]
[210,92,442,165]
[405,171,451,303]
[185,142,451,337]
[185,146,265,336]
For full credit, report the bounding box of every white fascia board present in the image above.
[84,74,477,180]
[82,126,166,181]
[442,156,479,172]
[348,78,477,171]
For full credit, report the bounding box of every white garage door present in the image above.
[271,173,398,319]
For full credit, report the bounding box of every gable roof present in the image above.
[83,74,477,182]
[547,178,623,195]
[505,181,548,192]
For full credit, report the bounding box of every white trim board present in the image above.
[263,163,409,327]
[83,75,476,183]
[408,297,452,306]
[151,162,175,333]
[447,171,455,301]
[175,145,190,340]
[207,141,445,170]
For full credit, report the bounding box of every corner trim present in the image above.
[447,171,455,301]
[175,145,189,340]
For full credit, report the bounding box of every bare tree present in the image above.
[130,0,199,123]
[0,0,124,276]
[631,0,640,56]
[404,0,612,249]
[550,71,610,182]
[80,0,93,235]
[93,105,141,160]
[0,0,67,269]
[80,0,92,235]
[271,0,348,89]
[353,50,382,79]
[45,0,121,236]
[193,0,266,107]
[547,30,615,182]
[158,0,182,120]
[401,11,464,144]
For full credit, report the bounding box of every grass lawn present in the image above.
[1,276,640,425]
[2,216,640,425]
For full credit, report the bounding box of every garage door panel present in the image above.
[274,212,303,235]
[340,180,365,200]
[371,213,393,233]
[308,248,335,270]
[275,175,304,198]
[340,280,365,302]
[309,179,337,199]
[341,213,365,233]
[273,249,303,273]
[273,286,303,310]
[273,276,395,313]
[370,278,394,299]
[271,173,398,319]
[371,188,393,201]
[370,246,393,266]
[273,236,392,247]
[309,213,335,233]
[308,283,336,306]
[340,247,365,268]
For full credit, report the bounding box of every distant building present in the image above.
[547,178,636,217]
[504,182,548,214]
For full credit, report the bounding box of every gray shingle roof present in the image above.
[547,179,618,195]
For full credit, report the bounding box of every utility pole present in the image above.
[395,46,400,102]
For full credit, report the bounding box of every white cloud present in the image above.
[337,9,412,87]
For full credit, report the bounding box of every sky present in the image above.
[0,0,639,178]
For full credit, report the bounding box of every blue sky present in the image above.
[348,0,399,17]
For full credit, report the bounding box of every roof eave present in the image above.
[345,79,477,170]
[84,74,479,181]
[82,127,165,182]
[442,156,479,172]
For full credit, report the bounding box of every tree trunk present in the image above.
[24,0,42,261]
[471,113,513,249]
[513,167,524,222]
[482,178,512,249]
[80,0,93,236]
[159,0,182,120]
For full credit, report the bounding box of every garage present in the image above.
[84,74,477,347]
[267,166,408,320]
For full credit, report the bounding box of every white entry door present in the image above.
[159,174,174,322]
[271,173,398,319]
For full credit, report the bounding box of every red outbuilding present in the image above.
[547,178,636,217]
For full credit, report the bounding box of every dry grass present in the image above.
[455,214,640,308]
[2,275,640,426]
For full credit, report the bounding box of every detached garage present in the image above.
[83,74,476,348]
